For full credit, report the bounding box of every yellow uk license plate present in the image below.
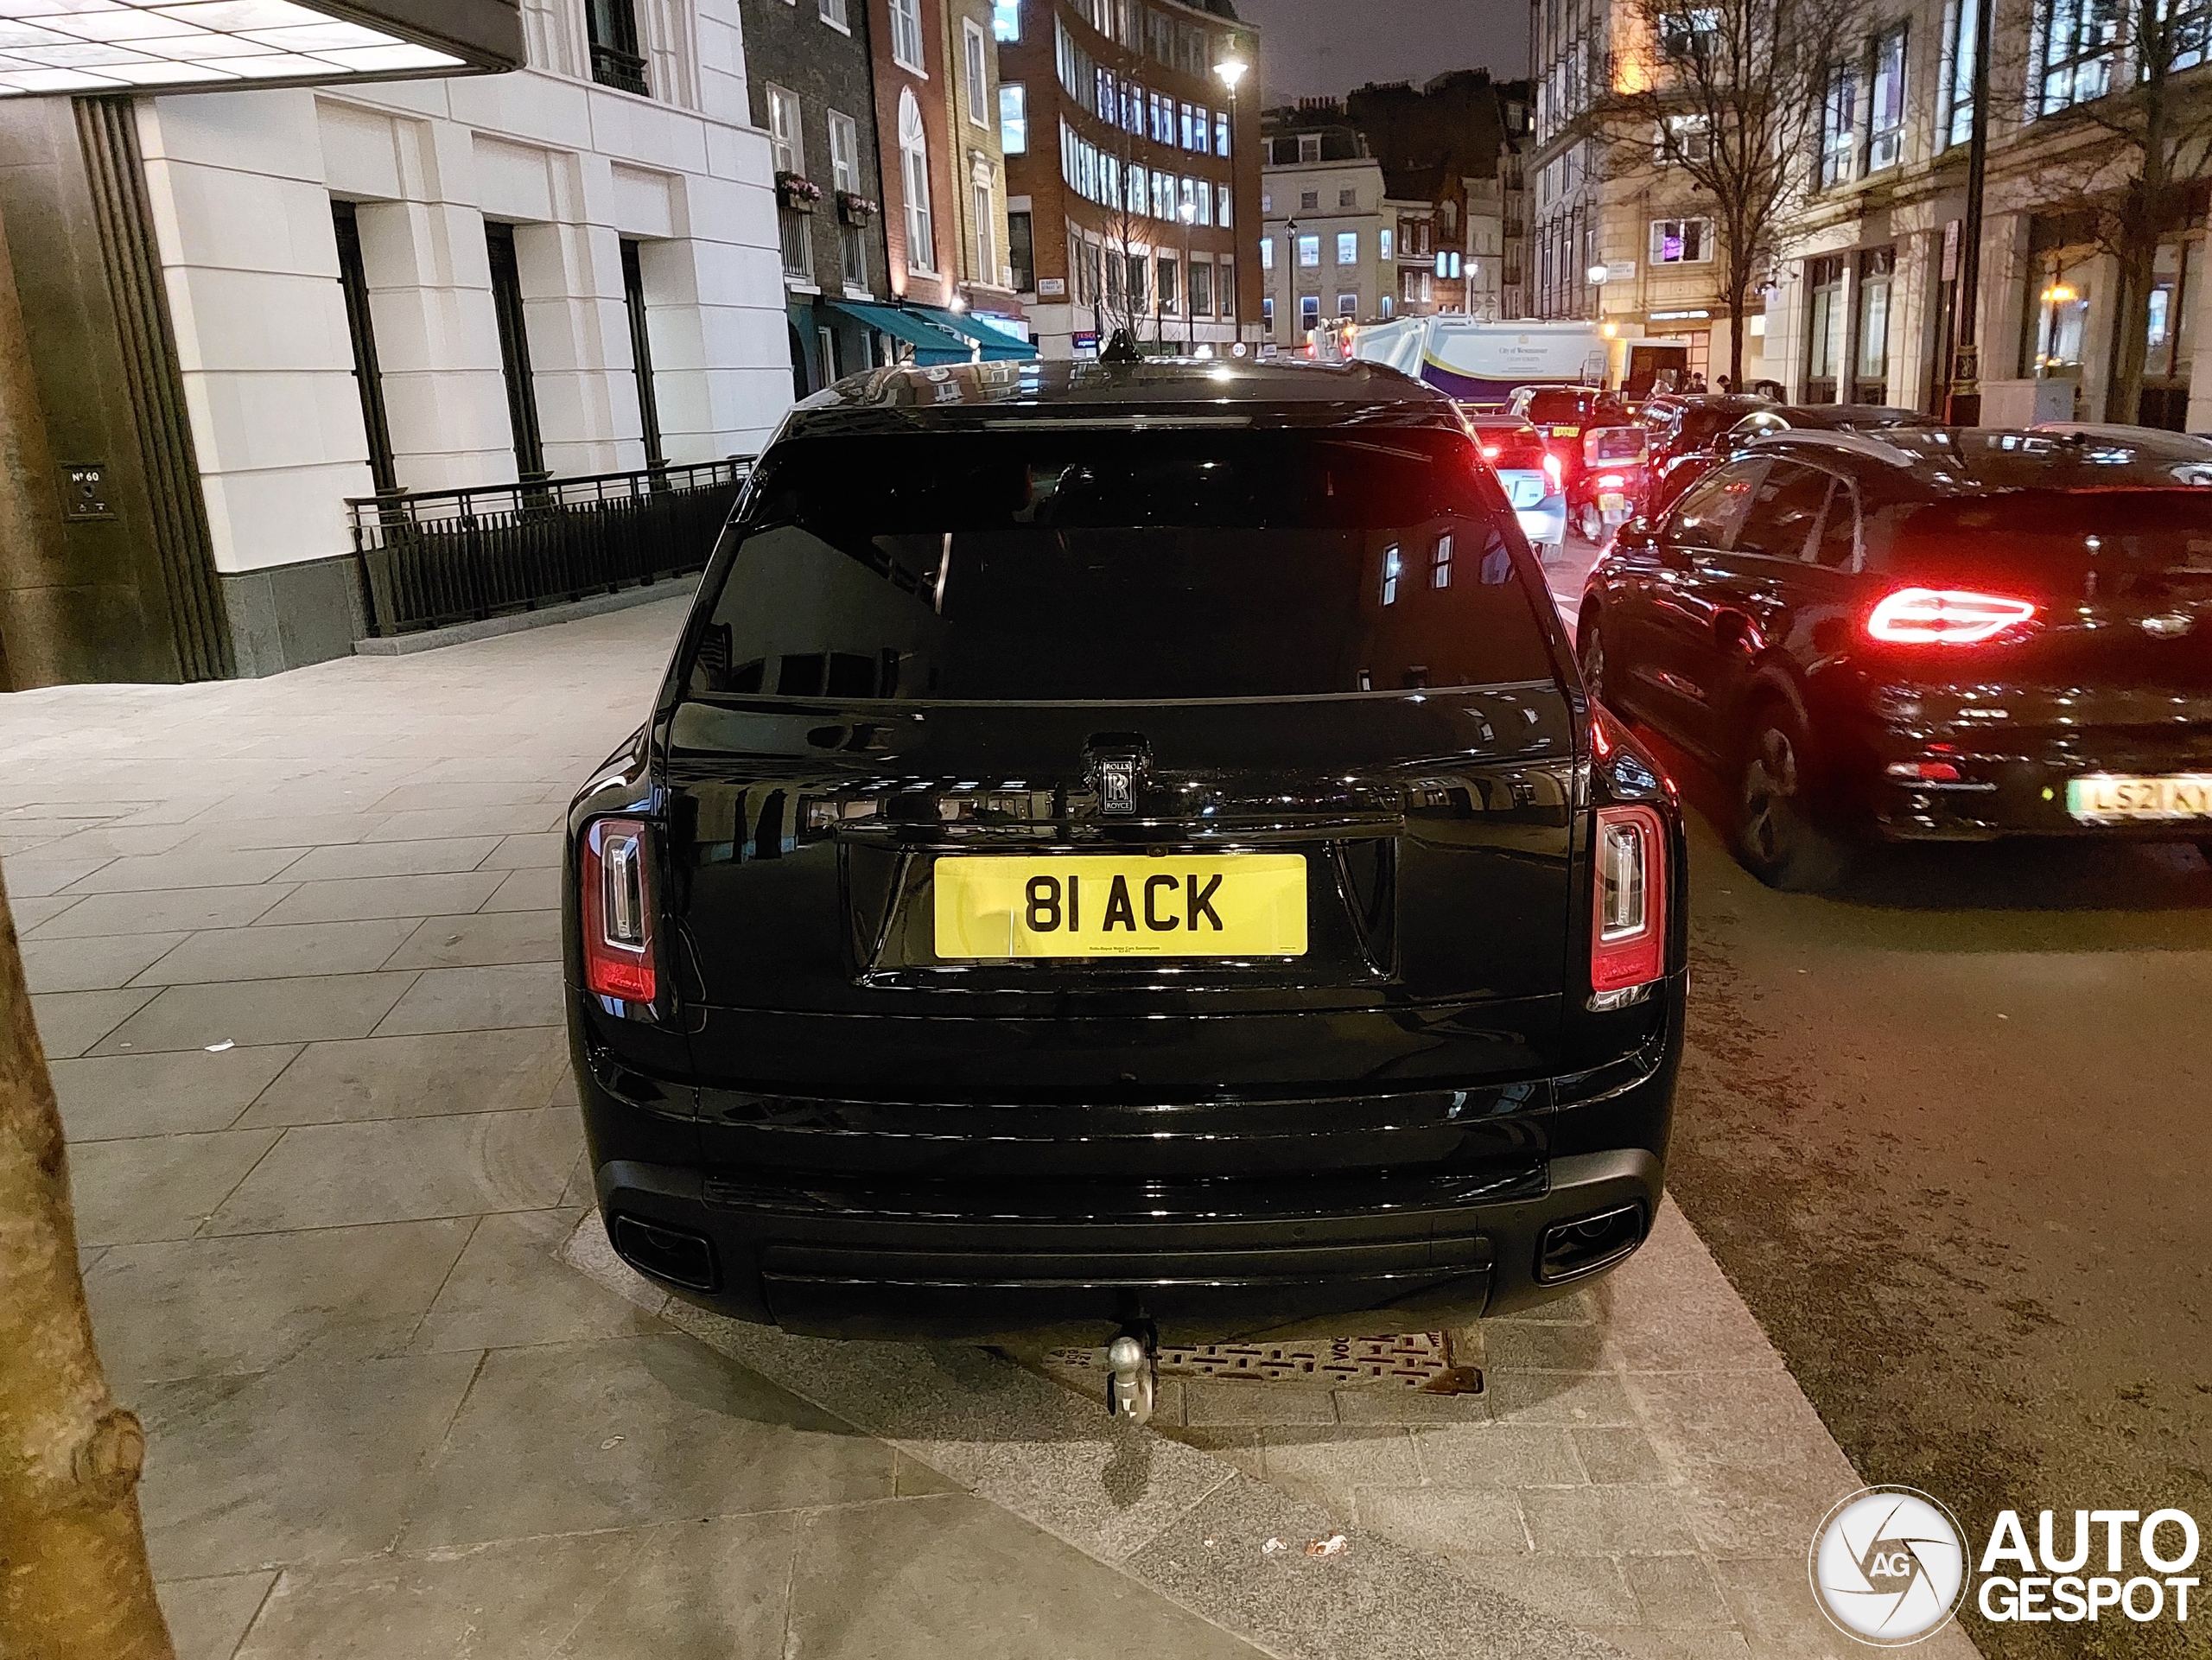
[2066,773,2212,821]
[933,854,1308,958]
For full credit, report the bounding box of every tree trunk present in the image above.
[1727,264,1751,393]
[0,862,174,1659]
[2107,199,2161,429]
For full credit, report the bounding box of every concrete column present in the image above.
[134,89,373,576]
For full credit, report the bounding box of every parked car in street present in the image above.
[567,359,1687,1415]
[1464,410,1567,559]
[1640,392,1777,482]
[1578,426,2212,890]
[1647,402,1938,516]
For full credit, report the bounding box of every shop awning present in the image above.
[828,301,975,366]
[912,306,1038,362]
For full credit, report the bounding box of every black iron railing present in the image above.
[347,458,749,637]
[590,41,649,96]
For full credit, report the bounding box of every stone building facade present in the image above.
[997,0,1263,358]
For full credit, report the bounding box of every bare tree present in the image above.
[2029,0,2212,422]
[1598,0,1867,385]
[0,864,174,1658]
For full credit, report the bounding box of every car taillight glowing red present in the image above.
[1866,587,2037,645]
[1592,805,1666,996]
[1542,451,1564,493]
[581,817,658,1002]
[1480,442,1502,461]
[1596,472,1627,488]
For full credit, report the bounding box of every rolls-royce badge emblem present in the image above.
[2143,612,2194,639]
[1099,758,1137,814]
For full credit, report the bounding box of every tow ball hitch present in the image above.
[1103,1332,1157,1425]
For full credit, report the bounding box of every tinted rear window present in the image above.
[1475,426,1550,469]
[682,429,1558,703]
[1884,429,2212,489]
[1524,391,1603,423]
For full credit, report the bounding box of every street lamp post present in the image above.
[1216,56,1248,353]
[1945,0,1994,423]
[1587,264,1612,388]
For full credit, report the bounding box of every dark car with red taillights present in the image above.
[1578,426,2212,889]
[564,359,1685,1393]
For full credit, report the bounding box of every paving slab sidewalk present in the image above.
[3,599,1976,1659]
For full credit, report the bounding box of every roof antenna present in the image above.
[1099,328,1142,365]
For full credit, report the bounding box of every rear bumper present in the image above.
[576,1014,1680,1345]
[593,1146,1662,1345]
[1856,717,2212,841]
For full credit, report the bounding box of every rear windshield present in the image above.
[681,429,1558,703]
[1475,426,1550,469]
[1523,390,1609,423]
[1883,429,2212,488]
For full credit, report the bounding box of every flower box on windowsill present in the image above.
[777,172,824,212]
[836,191,880,226]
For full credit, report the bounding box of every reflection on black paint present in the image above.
[683,430,1552,703]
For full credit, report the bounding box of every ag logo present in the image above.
[1810,1487,1968,1646]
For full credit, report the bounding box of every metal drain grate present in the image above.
[1050,1332,1482,1392]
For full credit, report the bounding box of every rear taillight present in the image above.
[1866,587,2037,645]
[1542,451,1564,493]
[581,817,658,1002]
[1480,442,1502,461]
[1591,805,1666,1003]
[1596,472,1627,488]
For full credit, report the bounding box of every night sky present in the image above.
[1231,0,1529,106]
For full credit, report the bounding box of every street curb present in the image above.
[352,576,701,656]
[560,1213,1632,1660]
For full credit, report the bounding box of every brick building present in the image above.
[996,0,1264,358]
[743,0,897,393]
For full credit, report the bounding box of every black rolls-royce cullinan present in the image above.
[563,358,1685,1415]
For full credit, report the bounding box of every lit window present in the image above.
[1000,83,1027,152]
[1298,233,1319,266]
[993,0,1020,40]
[1261,236,1274,270]
[1433,534,1453,588]
[1217,183,1230,226]
[1649,218,1710,263]
[1380,226,1394,260]
[1338,291,1357,316]
[1336,230,1357,264]
[1382,544,1402,604]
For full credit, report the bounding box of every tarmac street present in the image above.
[0,579,2196,1657]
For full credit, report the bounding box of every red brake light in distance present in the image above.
[1866,587,2037,645]
[582,817,658,1002]
[1596,472,1627,488]
[1481,442,1503,461]
[1542,451,1564,493]
[1591,805,1666,1003]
